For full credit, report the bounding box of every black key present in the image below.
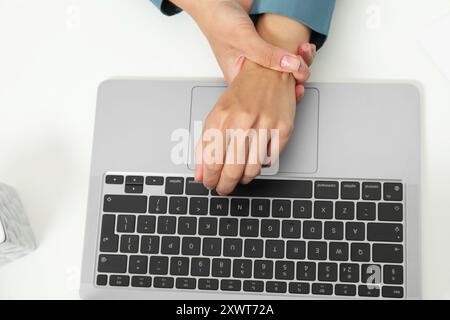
[202,238,222,256]
[189,197,208,215]
[120,235,139,253]
[221,280,241,291]
[131,276,152,288]
[335,201,355,220]
[254,260,273,279]
[382,286,404,298]
[125,184,143,194]
[286,241,306,260]
[324,221,343,240]
[109,275,130,287]
[384,265,403,284]
[219,218,238,236]
[169,196,188,214]
[106,175,124,184]
[198,278,219,290]
[178,217,197,235]
[145,176,163,185]
[191,258,210,277]
[149,256,169,275]
[157,216,176,234]
[351,243,370,262]
[275,261,295,280]
[233,259,252,278]
[251,199,270,217]
[297,262,316,281]
[346,222,365,241]
[266,281,287,293]
[182,237,201,255]
[100,215,118,252]
[244,239,263,258]
[303,221,322,239]
[170,257,189,275]
[289,282,310,294]
[282,220,301,239]
[261,219,280,238]
[212,179,312,198]
[335,284,356,296]
[368,223,403,242]
[176,278,196,289]
[140,235,159,254]
[358,285,380,297]
[272,200,291,218]
[292,200,312,218]
[378,203,403,221]
[357,202,376,220]
[329,242,349,261]
[96,274,107,286]
[314,201,333,219]
[315,181,338,199]
[230,198,249,216]
[362,182,381,200]
[243,280,264,292]
[153,277,174,288]
[312,283,332,295]
[185,177,209,195]
[318,262,338,282]
[103,195,147,213]
[308,241,327,260]
[126,176,144,184]
[210,198,229,216]
[136,215,156,234]
[148,196,167,214]
[373,244,403,263]
[165,177,184,195]
[98,254,127,273]
[240,219,259,237]
[198,217,218,236]
[265,240,284,259]
[383,183,403,201]
[129,255,148,274]
[341,181,360,200]
[161,236,180,255]
[361,264,381,284]
[223,238,242,257]
[212,259,231,277]
[340,263,359,282]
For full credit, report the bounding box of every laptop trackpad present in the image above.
[189,86,319,174]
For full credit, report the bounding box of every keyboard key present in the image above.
[126,176,144,184]
[165,177,184,195]
[339,263,359,282]
[161,236,180,255]
[373,244,403,263]
[170,257,189,275]
[182,237,201,255]
[129,255,148,274]
[176,278,196,289]
[382,286,404,298]
[251,199,270,217]
[178,217,197,235]
[212,259,232,277]
[265,240,284,259]
[125,184,143,194]
[329,242,349,261]
[244,239,263,258]
[109,275,129,287]
[120,235,139,253]
[351,243,370,262]
[98,254,127,273]
[254,260,274,279]
[106,175,124,184]
[191,258,210,277]
[312,283,333,295]
[153,276,174,288]
[275,261,295,280]
[318,262,338,282]
[286,241,306,260]
[282,220,301,239]
[100,215,118,252]
[362,182,381,200]
[149,256,169,275]
[266,281,287,293]
[189,197,208,215]
[136,215,155,234]
[345,222,365,241]
[96,274,107,286]
[335,201,355,220]
[185,178,209,195]
[103,195,147,213]
[314,181,338,199]
[131,276,152,288]
[198,278,219,290]
[358,285,380,297]
[210,198,229,216]
[219,218,238,236]
[272,200,291,218]
[378,203,403,221]
[356,202,376,220]
[383,183,403,201]
[308,241,327,260]
[223,238,242,257]
[233,259,252,278]
[383,265,403,284]
[169,197,188,214]
[202,238,222,256]
[361,264,381,284]
[368,223,403,242]
[157,216,176,234]
[145,176,164,185]
[296,262,316,281]
[335,284,356,296]
[221,279,241,291]
[243,280,264,292]
[148,196,167,214]
[261,219,280,238]
[292,200,312,218]
[324,221,343,240]
[289,282,310,294]
[140,235,159,254]
[240,219,259,237]
[230,198,250,216]
[314,201,333,219]
[303,221,322,239]
[198,217,218,236]
[340,181,360,200]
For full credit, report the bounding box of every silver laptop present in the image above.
[80,79,421,299]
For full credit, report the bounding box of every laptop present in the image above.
[80,79,421,299]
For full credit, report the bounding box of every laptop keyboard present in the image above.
[95,173,405,298]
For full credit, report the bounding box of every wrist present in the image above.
[241,59,295,85]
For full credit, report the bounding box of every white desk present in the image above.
[0,0,449,299]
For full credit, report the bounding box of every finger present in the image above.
[194,141,203,182]
[299,43,314,67]
[291,55,311,84]
[201,122,227,190]
[295,84,305,103]
[240,128,265,185]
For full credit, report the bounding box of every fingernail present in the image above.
[281,55,302,71]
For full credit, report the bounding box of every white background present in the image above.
[0,0,449,299]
